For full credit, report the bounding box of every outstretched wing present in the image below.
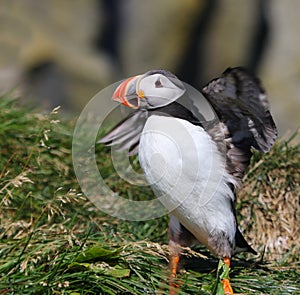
[202,67,277,182]
[98,110,148,156]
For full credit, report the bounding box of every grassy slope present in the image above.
[0,97,299,295]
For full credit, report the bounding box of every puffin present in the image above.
[99,67,277,294]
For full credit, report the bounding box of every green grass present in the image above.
[0,96,299,294]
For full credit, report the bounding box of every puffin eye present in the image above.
[155,79,163,88]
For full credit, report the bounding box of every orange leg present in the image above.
[222,258,234,295]
[223,257,231,267]
[169,253,180,295]
[169,254,180,280]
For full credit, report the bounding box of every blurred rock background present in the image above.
[0,0,299,138]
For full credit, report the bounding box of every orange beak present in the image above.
[112,75,142,108]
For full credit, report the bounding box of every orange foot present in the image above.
[222,257,234,295]
[222,278,234,295]
[169,254,180,295]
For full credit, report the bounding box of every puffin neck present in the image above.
[149,101,204,127]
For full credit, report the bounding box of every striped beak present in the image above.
[112,75,143,109]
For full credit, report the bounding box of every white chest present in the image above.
[138,115,236,251]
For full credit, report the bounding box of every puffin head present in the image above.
[112,70,186,109]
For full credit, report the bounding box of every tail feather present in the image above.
[235,227,257,255]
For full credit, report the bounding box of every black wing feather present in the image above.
[202,67,277,182]
[98,110,148,155]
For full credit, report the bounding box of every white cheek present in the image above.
[139,75,185,107]
[147,88,184,105]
